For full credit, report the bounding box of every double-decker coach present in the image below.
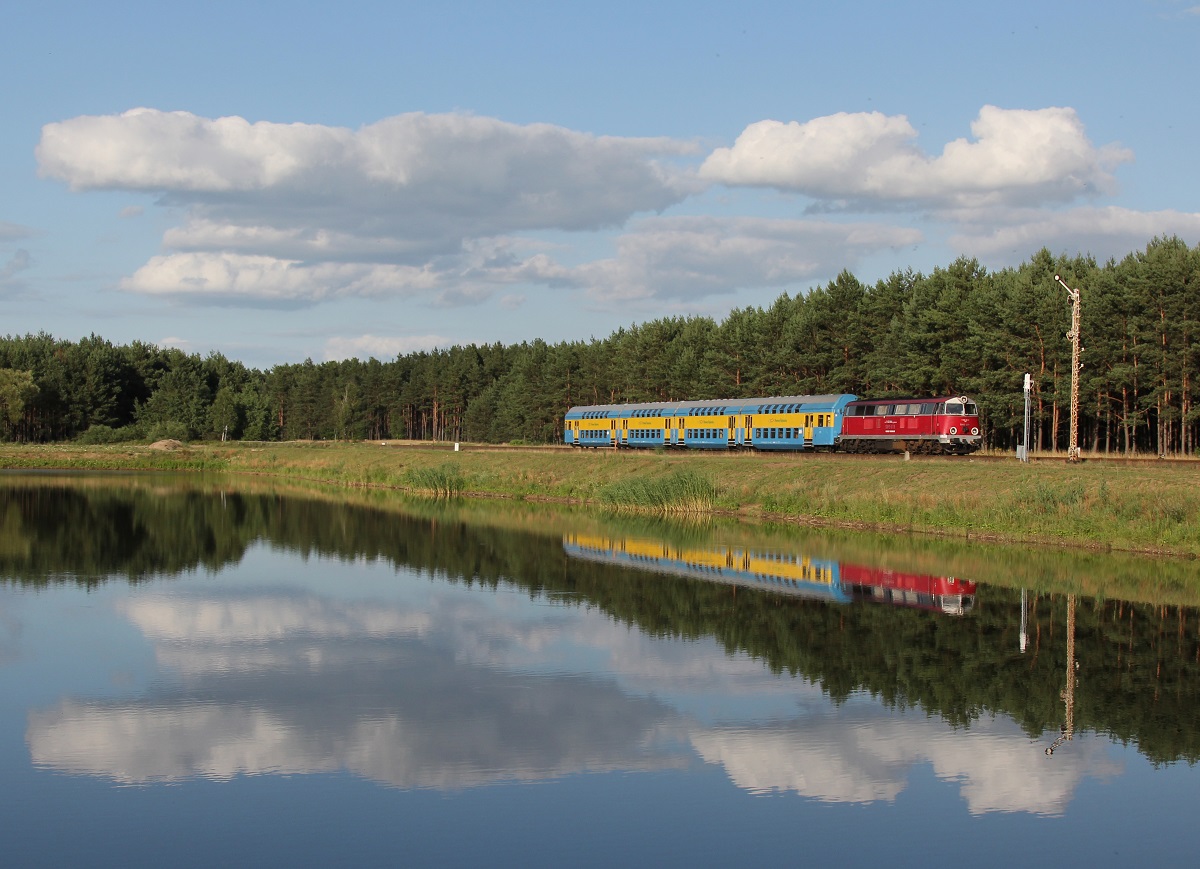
[563,394,856,451]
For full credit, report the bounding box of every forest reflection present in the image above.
[3,472,1199,773]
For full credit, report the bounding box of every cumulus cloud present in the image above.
[34,104,1170,314]
[120,252,443,305]
[37,108,698,307]
[701,106,1133,209]
[119,242,568,307]
[38,108,694,249]
[566,215,922,304]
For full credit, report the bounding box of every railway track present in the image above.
[376,440,1196,466]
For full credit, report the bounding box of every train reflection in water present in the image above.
[564,534,977,615]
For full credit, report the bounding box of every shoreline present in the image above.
[2,440,1199,559]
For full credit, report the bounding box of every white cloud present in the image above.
[37,108,355,192]
[701,106,1132,209]
[34,104,1170,316]
[950,206,1200,263]
[567,215,922,304]
[323,334,452,361]
[38,108,694,245]
[121,252,443,303]
[38,108,698,308]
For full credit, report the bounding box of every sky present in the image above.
[3,1,1200,370]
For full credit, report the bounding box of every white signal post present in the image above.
[1053,274,1083,463]
[1020,372,1032,462]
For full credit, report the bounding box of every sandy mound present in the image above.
[148,439,185,451]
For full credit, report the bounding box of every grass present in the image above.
[4,440,1200,557]
[597,470,720,514]
[404,463,466,498]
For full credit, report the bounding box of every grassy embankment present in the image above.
[2,441,1200,557]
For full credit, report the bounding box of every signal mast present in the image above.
[1053,275,1083,462]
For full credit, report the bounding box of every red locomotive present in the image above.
[838,395,981,455]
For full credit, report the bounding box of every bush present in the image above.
[76,424,145,445]
[145,420,190,443]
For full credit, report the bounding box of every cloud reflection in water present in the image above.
[26,576,1118,813]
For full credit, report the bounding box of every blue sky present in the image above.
[3,1,1199,369]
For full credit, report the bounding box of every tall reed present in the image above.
[598,470,719,514]
[405,463,465,498]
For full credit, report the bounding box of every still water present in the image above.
[1,472,1198,867]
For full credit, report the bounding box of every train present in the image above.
[564,533,978,615]
[564,393,981,455]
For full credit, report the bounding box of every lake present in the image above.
[1,472,1198,867]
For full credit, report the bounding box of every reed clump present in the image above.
[598,470,720,514]
[405,463,465,498]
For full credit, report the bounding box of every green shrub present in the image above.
[146,421,190,443]
[77,424,145,445]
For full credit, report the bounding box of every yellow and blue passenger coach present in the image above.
[563,393,856,451]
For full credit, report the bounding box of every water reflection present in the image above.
[1045,594,1078,757]
[565,533,977,614]
[24,575,1119,815]
[2,474,1198,820]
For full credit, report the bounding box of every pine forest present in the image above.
[2,238,1198,456]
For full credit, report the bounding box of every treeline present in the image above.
[1,237,1198,453]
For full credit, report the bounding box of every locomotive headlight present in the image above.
[971,426,979,436]
[949,426,958,435]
